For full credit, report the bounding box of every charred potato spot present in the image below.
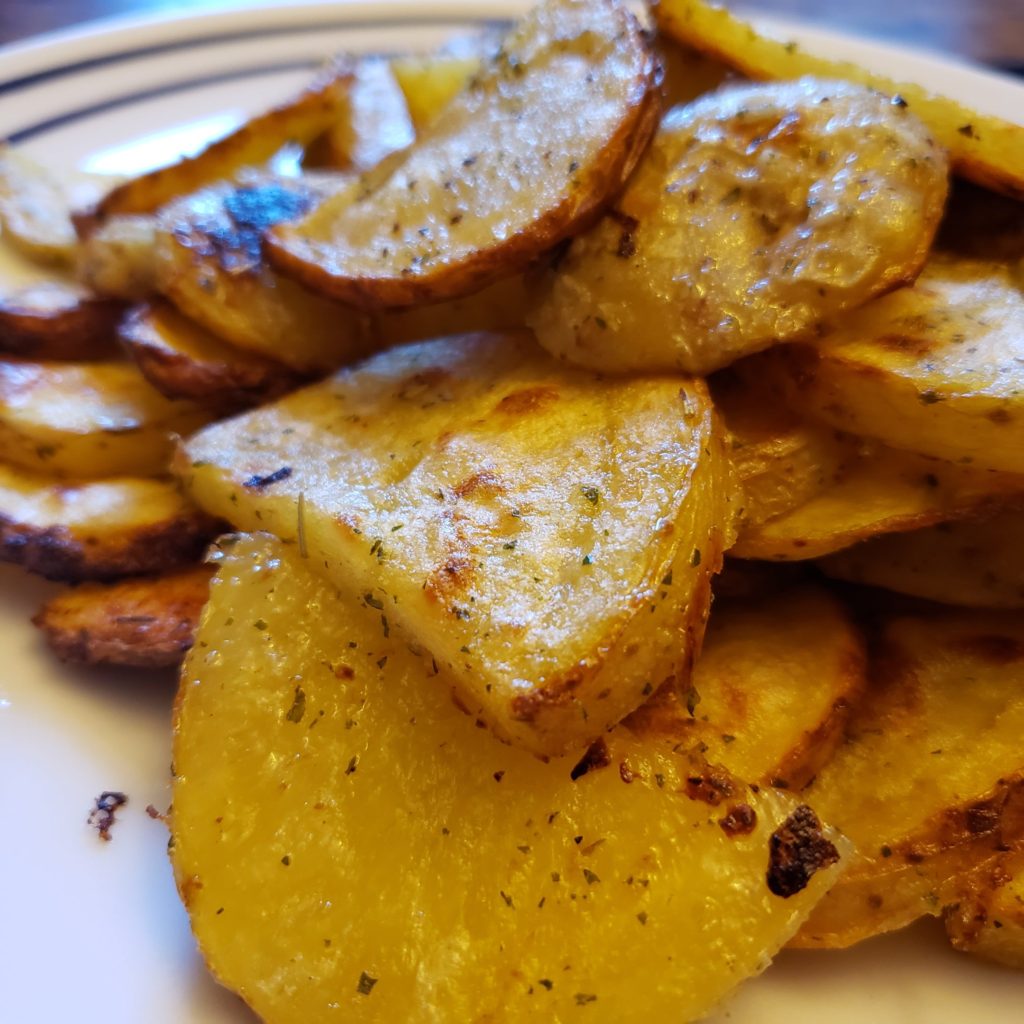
[767,805,840,898]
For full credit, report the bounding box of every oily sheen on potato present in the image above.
[171,534,848,1023]
[527,78,948,375]
[179,331,734,756]
[793,610,1024,949]
[266,0,660,309]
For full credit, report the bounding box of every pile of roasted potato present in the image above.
[3,0,1024,1018]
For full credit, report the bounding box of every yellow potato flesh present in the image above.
[76,215,160,301]
[946,845,1024,968]
[0,359,211,479]
[389,54,479,133]
[180,331,735,757]
[172,533,848,1023]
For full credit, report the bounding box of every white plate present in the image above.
[0,3,1022,1022]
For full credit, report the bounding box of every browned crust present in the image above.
[767,804,841,898]
[33,565,212,667]
[264,17,663,309]
[0,286,122,360]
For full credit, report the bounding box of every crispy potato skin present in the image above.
[120,301,306,409]
[33,565,212,667]
[179,331,736,757]
[0,282,121,360]
[266,0,662,309]
[792,610,1024,948]
[171,533,847,1023]
[528,78,948,375]
[653,0,1024,199]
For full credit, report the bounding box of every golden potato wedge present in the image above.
[625,584,866,790]
[120,301,305,409]
[267,0,661,309]
[179,331,735,757]
[304,58,414,172]
[528,78,948,375]
[0,359,212,479]
[765,256,1024,474]
[945,844,1024,968]
[33,564,212,667]
[155,180,371,373]
[820,509,1024,609]
[172,532,848,1023]
[733,439,1024,561]
[77,215,160,301]
[0,464,216,581]
[653,0,1024,199]
[0,281,121,360]
[389,53,479,133]
[792,609,1024,948]
[94,63,353,219]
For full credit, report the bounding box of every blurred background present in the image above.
[2,0,1023,73]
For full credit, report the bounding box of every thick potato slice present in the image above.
[764,256,1024,474]
[179,332,735,757]
[155,180,371,373]
[266,0,661,309]
[33,564,212,667]
[0,281,121,359]
[0,359,212,479]
[389,54,479,132]
[945,844,1024,968]
[0,465,216,581]
[77,215,160,301]
[528,78,948,375]
[792,609,1024,948]
[653,0,1024,199]
[304,58,414,172]
[821,509,1024,609]
[120,301,305,409]
[172,533,847,1023]
[625,584,866,790]
[733,440,1024,561]
[94,63,353,219]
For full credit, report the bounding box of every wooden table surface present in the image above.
[2,0,1023,72]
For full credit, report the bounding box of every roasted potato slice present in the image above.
[792,609,1024,948]
[624,584,866,790]
[528,78,948,375]
[945,844,1024,968]
[33,564,212,667]
[657,37,732,107]
[304,58,414,172]
[0,465,216,581]
[733,440,1024,561]
[0,281,121,359]
[763,256,1024,474]
[389,53,479,132]
[266,0,661,309]
[77,215,160,301]
[653,0,1024,199]
[120,301,305,408]
[155,179,371,373]
[172,533,847,1023]
[94,63,353,219]
[179,331,735,757]
[0,359,212,479]
[820,509,1024,609]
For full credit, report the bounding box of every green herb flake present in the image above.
[281,855,291,866]
[575,993,598,1006]
[364,593,384,610]
[254,619,268,630]
[580,485,600,506]
[637,911,648,925]
[685,684,701,718]
[539,979,554,991]
[661,569,673,585]
[582,868,601,885]
[345,756,358,776]
[500,890,514,908]
[581,554,593,566]
[690,548,702,567]
[356,972,378,996]
[285,685,306,724]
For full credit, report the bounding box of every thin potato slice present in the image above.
[653,0,1024,198]
[763,256,1024,474]
[179,331,735,757]
[155,180,371,373]
[94,63,353,219]
[0,465,216,581]
[792,609,1024,948]
[624,584,866,790]
[33,565,212,667]
[528,79,948,375]
[0,359,212,479]
[267,0,661,309]
[821,509,1024,609]
[77,215,160,301]
[733,441,1024,561]
[0,281,121,360]
[120,302,305,408]
[172,533,847,1023]
[389,54,479,132]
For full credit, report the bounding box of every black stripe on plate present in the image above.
[0,16,508,96]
